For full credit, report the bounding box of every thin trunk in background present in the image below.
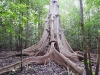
[20,0,23,71]
[79,0,92,75]
[87,46,92,75]
[38,14,40,40]
[9,21,12,50]
[4,20,7,50]
[95,37,100,75]
[87,11,92,74]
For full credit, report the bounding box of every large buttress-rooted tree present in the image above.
[0,0,84,74]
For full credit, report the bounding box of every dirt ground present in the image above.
[0,51,99,75]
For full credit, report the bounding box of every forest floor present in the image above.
[0,51,99,75]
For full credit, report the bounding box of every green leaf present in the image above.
[21,23,25,27]
[34,19,38,25]
[98,30,100,35]
[23,16,27,22]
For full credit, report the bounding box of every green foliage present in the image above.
[0,0,49,49]
[60,0,100,50]
[0,0,99,51]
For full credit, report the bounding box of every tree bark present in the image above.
[95,37,100,75]
[0,0,84,74]
[79,0,92,75]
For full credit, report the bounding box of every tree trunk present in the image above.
[79,0,92,75]
[95,37,100,75]
[9,23,12,51]
[0,0,84,74]
[38,13,41,40]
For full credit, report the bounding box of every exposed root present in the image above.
[0,42,84,75]
[0,53,29,59]
[0,0,84,74]
[67,67,70,75]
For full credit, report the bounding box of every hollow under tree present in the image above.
[0,0,84,74]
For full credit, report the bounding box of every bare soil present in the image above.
[0,51,99,75]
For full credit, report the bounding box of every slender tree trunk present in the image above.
[38,13,41,40]
[4,22,7,50]
[10,31,12,50]
[19,0,23,71]
[79,0,92,75]
[87,46,92,75]
[9,23,12,51]
[87,11,92,75]
[95,37,100,75]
